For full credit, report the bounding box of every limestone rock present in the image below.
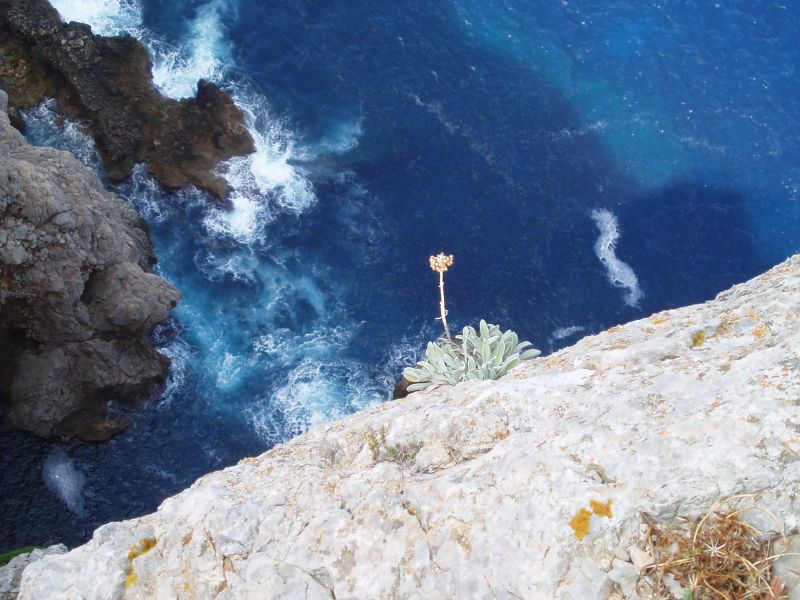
[17,255,800,598]
[0,0,254,199]
[0,545,66,600]
[0,90,180,440]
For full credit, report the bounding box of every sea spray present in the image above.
[43,449,87,517]
[49,0,142,36]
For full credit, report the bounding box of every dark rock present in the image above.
[0,0,255,199]
[0,91,181,440]
[392,377,412,400]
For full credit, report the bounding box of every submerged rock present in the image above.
[0,0,254,199]
[16,255,800,598]
[0,90,180,441]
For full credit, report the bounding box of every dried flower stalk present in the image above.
[429,253,454,339]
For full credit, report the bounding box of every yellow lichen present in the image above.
[128,537,157,561]
[753,323,769,341]
[691,330,706,347]
[570,508,592,540]
[590,499,613,518]
[124,537,157,589]
[124,566,138,588]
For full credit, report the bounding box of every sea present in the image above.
[1,0,798,550]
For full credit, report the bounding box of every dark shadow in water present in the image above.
[0,430,89,551]
[618,182,770,315]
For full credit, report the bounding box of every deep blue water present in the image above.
[2,0,798,550]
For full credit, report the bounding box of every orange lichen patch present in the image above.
[607,325,623,333]
[590,499,613,518]
[649,314,670,325]
[714,312,745,337]
[707,398,722,412]
[753,323,769,341]
[570,508,592,540]
[691,330,706,347]
[493,429,510,441]
[611,341,629,350]
[546,358,570,370]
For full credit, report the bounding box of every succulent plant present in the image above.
[403,320,541,392]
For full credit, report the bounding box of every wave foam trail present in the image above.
[49,0,142,36]
[151,0,233,98]
[591,208,643,307]
[42,449,87,517]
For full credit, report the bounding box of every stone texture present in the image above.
[0,545,66,600]
[0,0,254,199]
[0,90,180,440]
[17,255,800,598]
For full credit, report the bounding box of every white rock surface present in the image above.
[1,545,66,600]
[18,255,800,599]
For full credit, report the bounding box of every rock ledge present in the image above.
[18,255,800,598]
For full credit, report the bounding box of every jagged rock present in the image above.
[0,545,66,600]
[0,90,180,441]
[0,0,254,199]
[16,255,800,598]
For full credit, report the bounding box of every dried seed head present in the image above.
[429,253,454,273]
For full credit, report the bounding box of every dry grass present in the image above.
[640,495,796,600]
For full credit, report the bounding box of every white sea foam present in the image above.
[253,326,351,365]
[151,0,233,98]
[591,208,643,307]
[550,325,585,341]
[247,358,383,442]
[156,338,192,408]
[313,118,364,155]
[42,449,87,517]
[217,352,245,390]
[202,91,318,244]
[49,0,142,36]
[21,102,100,172]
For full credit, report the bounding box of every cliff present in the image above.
[14,255,800,598]
[0,0,254,199]
[0,90,180,441]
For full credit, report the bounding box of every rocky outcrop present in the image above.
[0,0,254,199]
[0,545,65,600]
[0,90,180,441]
[16,255,800,598]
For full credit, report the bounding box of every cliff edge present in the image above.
[16,255,800,598]
[0,90,180,441]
